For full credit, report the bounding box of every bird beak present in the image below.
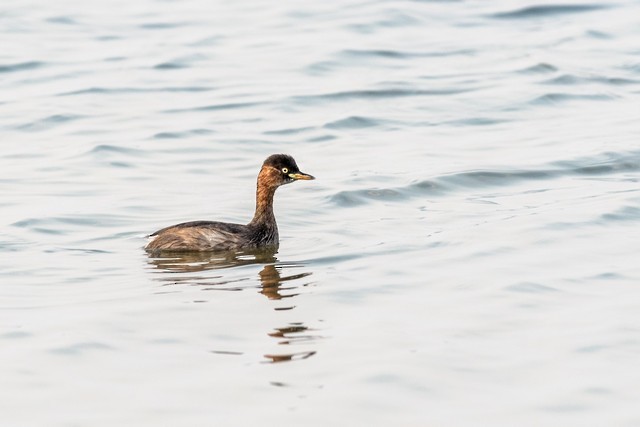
[289,172,315,180]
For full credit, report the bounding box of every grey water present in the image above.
[2,0,640,425]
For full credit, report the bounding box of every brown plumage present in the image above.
[145,154,314,252]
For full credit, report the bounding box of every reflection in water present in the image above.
[259,264,314,300]
[263,351,317,363]
[147,248,278,273]
[269,324,320,345]
[146,249,319,363]
[264,323,321,363]
[146,248,312,299]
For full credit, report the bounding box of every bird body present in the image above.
[145,154,313,252]
[146,220,276,252]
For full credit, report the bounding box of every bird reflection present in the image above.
[259,264,314,300]
[263,351,317,363]
[146,248,310,300]
[146,249,317,363]
[147,248,278,273]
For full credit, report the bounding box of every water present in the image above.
[2,0,640,425]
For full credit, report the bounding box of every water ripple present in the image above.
[530,93,617,105]
[324,116,381,129]
[491,4,608,20]
[58,86,213,96]
[16,114,85,131]
[154,61,190,70]
[264,126,315,135]
[599,205,640,223]
[46,16,77,25]
[0,61,45,73]
[139,22,189,30]
[505,282,559,293]
[517,63,559,74]
[50,342,115,355]
[330,150,640,206]
[293,87,473,104]
[543,74,640,86]
[340,48,476,59]
[86,144,147,157]
[153,55,206,70]
[13,215,133,232]
[153,129,215,139]
[164,101,264,113]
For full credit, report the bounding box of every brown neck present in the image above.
[249,169,278,227]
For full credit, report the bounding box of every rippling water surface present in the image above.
[2,0,640,425]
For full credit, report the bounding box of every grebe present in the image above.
[145,154,314,252]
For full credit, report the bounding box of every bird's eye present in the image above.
[282,167,289,174]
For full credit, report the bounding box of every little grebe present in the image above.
[145,154,314,252]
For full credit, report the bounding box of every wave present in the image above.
[330,150,640,206]
[58,86,213,96]
[85,144,147,157]
[324,116,382,130]
[517,63,559,74]
[153,129,215,139]
[16,114,85,131]
[0,61,45,73]
[339,48,476,59]
[164,101,264,113]
[542,74,640,86]
[292,87,474,104]
[530,92,617,105]
[491,4,608,19]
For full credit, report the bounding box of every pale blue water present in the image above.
[2,0,640,425]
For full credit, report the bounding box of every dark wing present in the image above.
[146,221,248,252]
[149,221,245,236]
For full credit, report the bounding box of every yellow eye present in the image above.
[282,167,289,174]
